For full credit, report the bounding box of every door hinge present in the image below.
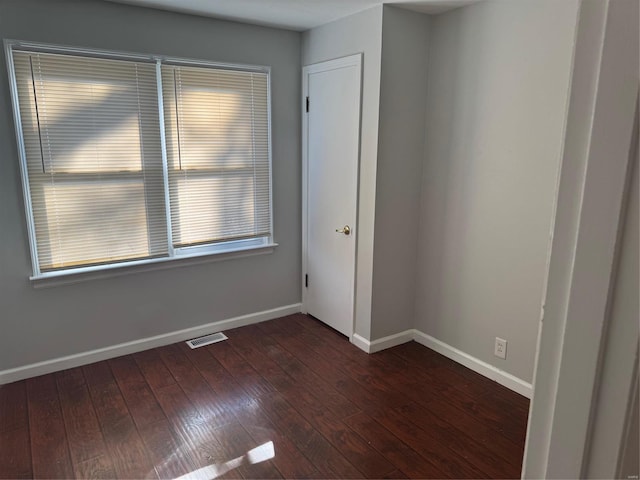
[306,96,309,113]
[305,274,308,288]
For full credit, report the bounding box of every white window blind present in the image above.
[161,65,271,248]
[8,44,273,278]
[12,51,168,272]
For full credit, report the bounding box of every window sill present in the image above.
[30,243,278,288]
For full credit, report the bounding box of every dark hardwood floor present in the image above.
[0,314,529,479]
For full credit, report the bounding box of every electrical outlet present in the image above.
[494,337,507,359]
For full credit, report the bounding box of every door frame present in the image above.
[301,53,363,340]
[522,0,639,477]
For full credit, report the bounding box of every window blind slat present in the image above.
[11,45,272,276]
[13,51,168,272]
[162,64,271,248]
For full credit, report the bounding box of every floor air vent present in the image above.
[186,332,228,349]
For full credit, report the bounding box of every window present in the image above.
[6,42,273,279]
[162,65,271,249]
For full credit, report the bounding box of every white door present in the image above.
[302,54,362,337]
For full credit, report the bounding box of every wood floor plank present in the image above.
[73,455,116,480]
[206,341,275,398]
[225,328,285,378]
[439,386,527,445]
[54,368,85,391]
[137,419,198,479]
[269,374,397,479]
[268,317,410,399]
[0,380,31,479]
[101,417,158,479]
[374,406,489,478]
[152,383,243,479]
[26,375,74,479]
[84,373,130,430]
[343,411,449,479]
[389,341,529,446]
[416,346,528,413]
[392,343,493,399]
[134,349,176,391]
[308,412,397,479]
[84,365,157,479]
[429,365,495,399]
[292,320,460,423]
[249,331,362,419]
[213,421,283,479]
[424,396,525,467]
[185,337,321,479]
[107,356,166,429]
[177,423,245,480]
[0,381,28,433]
[255,392,364,479]
[227,326,362,420]
[383,469,410,479]
[55,371,113,472]
[157,344,237,429]
[292,317,450,407]
[271,330,411,416]
[81,361,114,387]
[329,350,442,408]
[181,338,322,478]
[233,401,321,479]
[396,402,519,478]
[152,383,207,433]
[0,426,32,479]
[482,387,530,420]
[176,342,236,391]
[392,341,452,368]
[482,383,530,413]
[9,314,528,479]
[236,346,394,477]
[373,347,465,392]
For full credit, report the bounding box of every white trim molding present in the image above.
[523,1,639,477]
[351,328,532,398]
[412,330,533,398]
[351,330,414,354]
[0,303,301,385]
[4,305,532,398]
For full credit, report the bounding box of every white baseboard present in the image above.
[350,333,371,352]
[351,330,414,353]
[412,330,533,398]
[0,303,302,385]
[352,328,532,398]
[3,305,532,398]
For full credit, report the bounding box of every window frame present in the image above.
[5,39,276,281]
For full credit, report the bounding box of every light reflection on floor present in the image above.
[174,441,275,480]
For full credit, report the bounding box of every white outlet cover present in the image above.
[495,337,507,359]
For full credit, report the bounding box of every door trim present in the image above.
[301,53,362,340]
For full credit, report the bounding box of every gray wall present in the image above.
[414,0,579,382]
[371,6,429,339]
[0,0,301,371]
[302,6,383,340]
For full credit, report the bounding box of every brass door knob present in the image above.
[336,225,351,235]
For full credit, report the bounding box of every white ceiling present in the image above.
[106,0,478,31]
